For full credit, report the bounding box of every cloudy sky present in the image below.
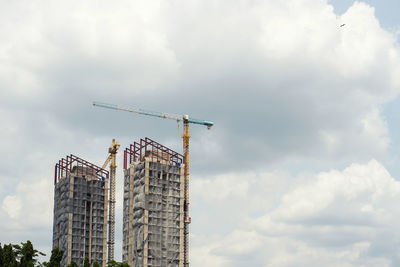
[1,0,400,266]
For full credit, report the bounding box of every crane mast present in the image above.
[182,118,190,267]
[93,101,213,267]
[102,138,120,262]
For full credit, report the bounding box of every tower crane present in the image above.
[102,138,120,262]
[93,101,213,267]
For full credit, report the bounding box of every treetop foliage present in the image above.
[1,241,45,267]
[1,241,131,267]
[106,260,130,267]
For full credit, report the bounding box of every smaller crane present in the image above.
[102,138,120,262]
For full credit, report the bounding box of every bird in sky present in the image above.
[340,24,346,27]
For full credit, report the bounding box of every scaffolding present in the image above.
[123,138,185,267]
[53,155,109,267]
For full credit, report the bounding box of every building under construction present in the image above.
[122,138,185,267]
[53,155,109,267]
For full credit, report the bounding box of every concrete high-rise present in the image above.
[122,138,185,267]
[53,155,109,267]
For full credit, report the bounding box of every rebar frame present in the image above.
[124,137,183,169]
[54,154,109,184]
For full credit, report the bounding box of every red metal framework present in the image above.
[124,137,184,169]
[54,154,109,184]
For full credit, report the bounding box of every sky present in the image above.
[1,0,400,266]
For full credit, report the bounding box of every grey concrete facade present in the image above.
[53,166,108,267]
[122,153,185,267]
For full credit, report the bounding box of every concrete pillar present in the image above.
[179,165,185,267]
[88,201,93,262]
[128,164,135,267]
[67,177,74,265]
[103,178,109,267]
[144,160,150,267]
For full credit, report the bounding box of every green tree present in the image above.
[2,243,17,267]
[107,260,118,267]
[42,247,64,267]
[13,240,45,267]
[83,258,90,267]
[92,261,100,267]
[107,260,129,267]
[66,261,78,267]
[0,243,3,267]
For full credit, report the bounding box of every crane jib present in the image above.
[138,108,181,121]
[93,101,118,109]
[187,119,214,127]
[93,101,213,127]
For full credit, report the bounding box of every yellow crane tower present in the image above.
[93,101,213,267]
[102,138,120,262]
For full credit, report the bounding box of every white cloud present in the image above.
[156,0,400,168]
[192,172,253,201]
[1,178,53,227]
[0,1,180,100]
[0,0,400,265]
[2,195,22,219]
[266,160,400,225]
[191,160,400,266]
[191,242,229,267]
[0,0,399,169]
[361,108,390,150]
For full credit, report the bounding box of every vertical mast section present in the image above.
[103,139,120,262]
[182,117,190,267]
[108,151,116,262]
